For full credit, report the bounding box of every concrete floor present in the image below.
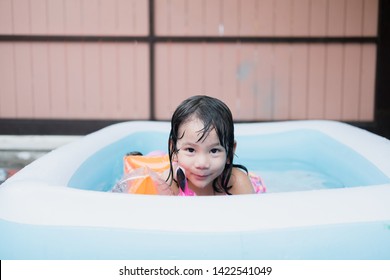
[0,135,80,183]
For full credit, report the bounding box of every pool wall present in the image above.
[1,120,390,259]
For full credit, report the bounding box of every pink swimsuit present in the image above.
[178,171,266,196]
[249,172,267,194]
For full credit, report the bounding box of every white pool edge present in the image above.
[1,120,390,233]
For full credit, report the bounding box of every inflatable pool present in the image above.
[1,120,390,259]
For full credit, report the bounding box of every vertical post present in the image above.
[149,0,156,120]
[375,0,390,138]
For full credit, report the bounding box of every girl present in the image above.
[164,95,256,196]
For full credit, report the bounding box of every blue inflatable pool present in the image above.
[1,120,390,259]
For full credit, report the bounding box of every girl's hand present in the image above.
[146,168,173,195]
[148,165,182,196]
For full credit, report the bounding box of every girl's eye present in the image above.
[210,148,220,154]
[186,148,195,153]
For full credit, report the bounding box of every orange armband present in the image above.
[123,153,170,195]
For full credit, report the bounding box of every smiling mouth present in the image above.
[193,174,209,180]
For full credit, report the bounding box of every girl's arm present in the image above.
[229,168,255,195]
[151,168,179,195]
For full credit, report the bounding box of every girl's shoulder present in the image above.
[229,167,255,194]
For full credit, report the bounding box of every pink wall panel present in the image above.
[154,42,377,121]
[0,0,148,36]
[290,44,309,119]
[100,0,117,36]
[187,44,204,97]
[31,0,48,34]
[14,43,34,118]
[342,44,361,120]
[156,43,247,119]
[204,44,222,103]
[100,44,118,118]
[235,44,249,118]
[31,43,51,118]
[156,0,197,36]
[327,0,346,36]
[0,43,17,117]
[134,44,150,118]
[118,44,135,117]
[0,42,149,120]
[363,0,379,36]
[156,43,271,120]
[236,44,261,120]
[220,44,239,116]
[47,0,66,35]
[345,0,364,36]
[240,0,257,36]
[66,43,85,118]
[292,0,310,37]
[153,0,378,37]
[0,39,378,122]
[83,0,100,35]
[171,44,188,109]
[84,0,148,35]
[129,0,149,36]
[169,0,188,35]
[222,0,239,36]
[309,0,327,36]
[83,44,101,118]
[12,0,30,34]
[272,44,291,120]
[359,44,376,120]
[1,0,378,37]
[0,0,13,34]
[155,43,171,116]
[81,43,150,120]
[257,0,274,36]
[307,45,326,118]
[65,0,83,35]
[254,45,274,119]
[324,44,343,119]
[154,0,168,35]
[274,0,292,36]
[187,0,204,35]
[302,0,379,37]
[0,0,379,123]
[48,43,68,118]
[204,0,221,36]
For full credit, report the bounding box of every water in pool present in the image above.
[68,129,390,192]
[250,161,343,193]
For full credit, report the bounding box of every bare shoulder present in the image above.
[229,168,255,195]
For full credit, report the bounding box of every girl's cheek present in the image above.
[171,152,179,163]
[177,155,191,169]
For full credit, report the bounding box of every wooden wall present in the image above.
[0,0,379,122]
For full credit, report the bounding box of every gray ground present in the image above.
[0,135,80,184]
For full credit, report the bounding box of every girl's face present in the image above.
[174,118,227,195]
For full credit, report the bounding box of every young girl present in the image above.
[115,95,265,196]
[162,95,258,196]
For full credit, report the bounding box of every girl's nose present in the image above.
[194,154,209,169]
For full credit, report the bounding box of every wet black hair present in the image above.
[168,95,247,195]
